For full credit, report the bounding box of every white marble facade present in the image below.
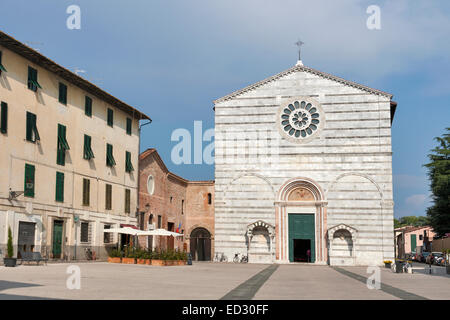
[213,62,395,266]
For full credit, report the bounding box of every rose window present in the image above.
[280,100,321,139]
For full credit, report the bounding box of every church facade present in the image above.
[213,61,396,266]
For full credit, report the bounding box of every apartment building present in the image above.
[0,31,150,261]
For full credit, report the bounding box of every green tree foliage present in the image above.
[424,127,450,237]
[7,226,13,258]
[394,216,430,229]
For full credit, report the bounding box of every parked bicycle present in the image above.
[85,248,93,260]
[233,253,248,263]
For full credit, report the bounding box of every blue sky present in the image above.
[1,0,449,218]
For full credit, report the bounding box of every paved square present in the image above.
[0,262,449,300]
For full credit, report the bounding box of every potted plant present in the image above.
[107,248,122,263]
[121,246,136,264]
[151,250,165,266]
[383,260,392,268]
[4,227,16,267]
[136,249,150,265]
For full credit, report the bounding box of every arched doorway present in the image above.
[275,177,326,264]
[190,228,211,261]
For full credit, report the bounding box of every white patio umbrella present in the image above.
[104,227,142,235]
[138,228,183,237]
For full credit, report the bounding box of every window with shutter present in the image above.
[27,67,41,91]
[125,189,131,213]
[126,117,132,135]
[57,124,69,165]
[24,164,35,197]
[85,96,92,117]
[105,184,112,210]
[55,172,64,202]
[0,101,7,134]
[0,51,7,73]
[80,222,89,243]
[106,143,116,167]
[82,178,90,206]
[59,83,67,105]
[125,151,134,172]
[83,135,94,160]
[107,108,113,127]
[26,112,40,142]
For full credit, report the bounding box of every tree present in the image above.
[7,226,13,258]
[394,216,429,229]
[424,127,450,237]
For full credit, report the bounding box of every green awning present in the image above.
[126,158,134,172]
[0,64,6,72]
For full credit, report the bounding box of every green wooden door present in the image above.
[411,234,417,253]
[52,221,63,258]
[289,214,315,262]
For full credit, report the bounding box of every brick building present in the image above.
[138,149,214,261]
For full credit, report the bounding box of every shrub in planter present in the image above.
[121,246,136,264]
[107,248,122,263]
[4,227,16,267]
[136,249,150,264]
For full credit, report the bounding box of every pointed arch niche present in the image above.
[275,177,328,264]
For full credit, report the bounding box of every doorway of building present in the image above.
[293,239,311,262]
[167,222,175,250]
[18,221,36,257]
[288,214,315,263]
[190,228,211,261]
[52,220,64,259]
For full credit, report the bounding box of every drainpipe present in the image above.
[137,115,152,230]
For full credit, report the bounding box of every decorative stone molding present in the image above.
[327,224,357,240]
[246,220,275,239]
[213,64,392,104]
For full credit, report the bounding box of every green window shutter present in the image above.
[106,143,116,166]
[57,124,69,165]
[0,51,7,73]
[55,172,64,202]
[125,189,131,213]
[83,134,94,160]
[85,96,92,117]
[59,83,67,105]
[107,108,113,127]
[105,184,112,210]
[83,178,90,206]
[27,67,41,91]
[125,151,134,172]
[24,164,35,197]
[126,118,132,135]
[0,101,7,134]
[26,112,39,142]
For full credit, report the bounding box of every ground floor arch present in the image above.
[190,227,212,261]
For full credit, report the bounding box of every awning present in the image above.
[105,226,140,235]
[138,228,183,237]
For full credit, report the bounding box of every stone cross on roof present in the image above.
[295,40,304,65]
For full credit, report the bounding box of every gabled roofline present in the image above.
[213,64,393,104]
[0,30,150,120]
[139,148,214,185]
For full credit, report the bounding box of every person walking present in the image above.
[306,249,311,263]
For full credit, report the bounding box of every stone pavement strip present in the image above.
[333,267,428,300]
[221,264,279,300]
